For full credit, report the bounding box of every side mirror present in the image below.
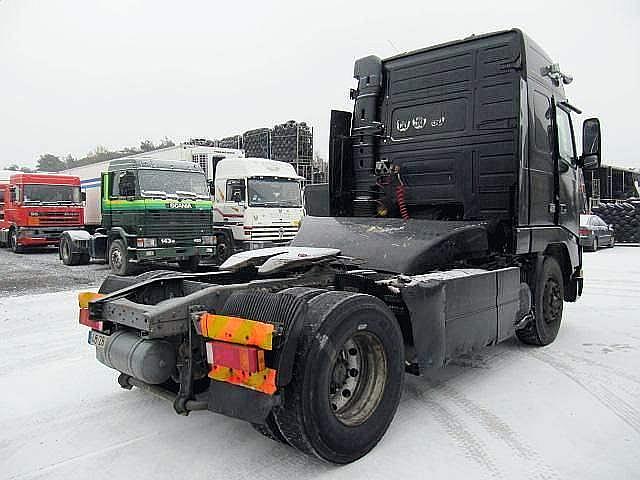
[207,180,215,196]
[81,191,86,202]
[580,117,601,170]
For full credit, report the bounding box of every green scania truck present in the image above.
[59,157,217,275]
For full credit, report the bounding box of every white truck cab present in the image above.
[212,158,304,251]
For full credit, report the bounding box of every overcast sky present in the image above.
[0,0,638,169]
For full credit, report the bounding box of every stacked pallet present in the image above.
[242,128,271,158]
[218,135,243,150]
[271,121,313,163]
[592,200,640,243]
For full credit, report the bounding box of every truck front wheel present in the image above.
[109,239,136,276]
[273,291,405,464]
[517,256,564,346]
[9,229,23,253]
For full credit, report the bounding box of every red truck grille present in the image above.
[29,212,81,226]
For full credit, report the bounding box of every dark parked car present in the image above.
[580,214,615,251]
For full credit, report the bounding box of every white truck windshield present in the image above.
[138,170,209,198]
[247,178,302,207]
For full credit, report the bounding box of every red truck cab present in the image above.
[0,173,84,252]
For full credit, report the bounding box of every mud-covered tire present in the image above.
[252,415,289,445]
[109,239,136,276]
[251,287,327,446]
[272,291,405,464]
[517,256,564,346]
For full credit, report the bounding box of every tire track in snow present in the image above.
[404,382,503,479]
[6,433,159,480]
[562,351,640,386]
[529,350,640,434]
[430,381,561,480]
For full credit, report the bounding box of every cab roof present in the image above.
[215,157,302,180]
[107,157,204,173]
[5,173,81,186]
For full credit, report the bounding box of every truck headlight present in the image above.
[136,238,157,248]
[201,235,216,245]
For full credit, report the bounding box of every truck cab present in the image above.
[60,158,216,275]
[0,173,84,252]
[212,158,304,257]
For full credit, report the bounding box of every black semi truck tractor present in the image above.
[78,29,601,463]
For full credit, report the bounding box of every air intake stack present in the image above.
[351,56,383,216]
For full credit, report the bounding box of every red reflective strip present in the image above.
[79,308,103,331]
[207,341,264,374]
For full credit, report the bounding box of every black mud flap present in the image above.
[208,381,281,424]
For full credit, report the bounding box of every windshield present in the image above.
[23,184,81,204]
[138,170,209,199]
[247,178,301,207]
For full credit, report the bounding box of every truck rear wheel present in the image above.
[272,291,405,464]
[109,239,137,276]
[60,237,89,265]
[517,256,564,346]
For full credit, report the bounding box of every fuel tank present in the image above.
[95,330,176,384]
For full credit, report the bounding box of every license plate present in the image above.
[88,330,108,348]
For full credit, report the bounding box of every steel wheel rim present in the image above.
[328,331,387,426]
[218,241,229,261]
[543,278,562,324]
[111,246,123,270]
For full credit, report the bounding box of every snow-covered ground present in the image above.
[1,248,639,479]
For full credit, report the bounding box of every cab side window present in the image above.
[110,171,136,197]
[226,179,245,203]
[109,173,120,198]
[533,91,552,153]
[556,109,576,164]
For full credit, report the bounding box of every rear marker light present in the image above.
[199,313,274,350]
[78,291,104,331]
[205,341,276,395]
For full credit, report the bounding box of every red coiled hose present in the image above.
[395,184,410,220]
